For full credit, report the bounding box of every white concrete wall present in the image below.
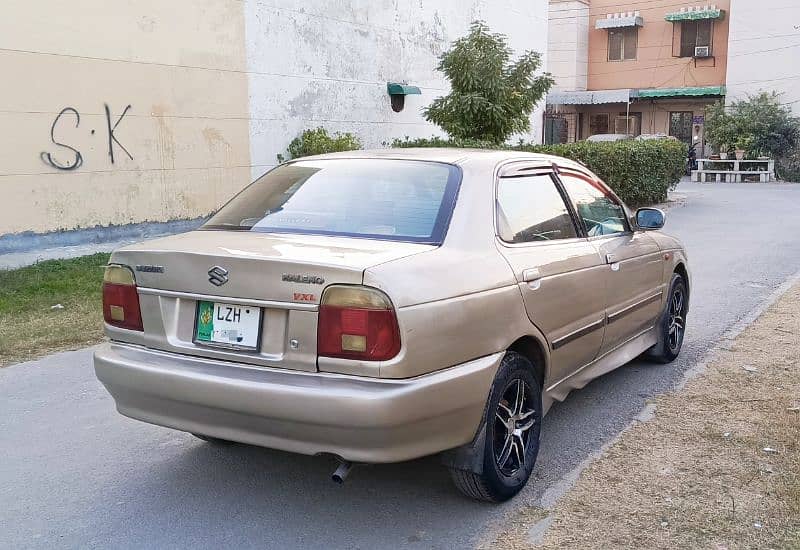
[244,0,550,179]
[0,0,250,236]
[0,0,550,238]
[547,0,589,92]
[726,0,800,113]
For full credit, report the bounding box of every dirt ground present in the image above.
[490,284,800,549]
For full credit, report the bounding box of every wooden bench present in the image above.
[691,158,775,184]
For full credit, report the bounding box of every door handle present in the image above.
[522,268,541,282]
[522,268,542,289]
[605,254,621,272]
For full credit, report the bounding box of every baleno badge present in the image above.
[135,265,165,273]
[282,273,325,285]
[208,266,229,286]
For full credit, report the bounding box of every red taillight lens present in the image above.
[317,286,400,361]
[102,265,143,332]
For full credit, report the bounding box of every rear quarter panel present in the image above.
[358,247,535,379]
[346,156,552,380]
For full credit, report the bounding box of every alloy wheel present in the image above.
[668,286,686,351]
[493,379,536,476]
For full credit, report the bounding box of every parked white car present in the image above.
[586,134,633,142]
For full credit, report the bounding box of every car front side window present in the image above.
[558,173,628,237]
[496,174,578,243]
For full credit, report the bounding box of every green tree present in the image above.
[705,93,799,158]
[423,21,554,144]
[704,102,735,153]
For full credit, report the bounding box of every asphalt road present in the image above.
[3,182,800,549]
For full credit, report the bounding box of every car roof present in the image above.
[297,147,589,172]
[586,134,631,141]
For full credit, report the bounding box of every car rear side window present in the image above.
[558,173,628,237]
[496,174,578,243]
[203,159,462,244]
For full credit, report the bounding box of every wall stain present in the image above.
[202,126,232,210]
[151,104,176,219]
[138,15,156,32]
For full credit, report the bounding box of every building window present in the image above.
[608,27,638,61]
[590,113,610,135]
[669,112,694,144]
[615,112,642,136]
[679,20,712,57]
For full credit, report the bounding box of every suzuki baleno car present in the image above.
[94,149,689,502]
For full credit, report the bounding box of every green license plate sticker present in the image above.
[196,301,215,342]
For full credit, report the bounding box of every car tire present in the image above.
[449,351,542,503]
[192,433,235,445]
[646,272,688,364]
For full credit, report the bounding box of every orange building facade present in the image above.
[546,0,730,154]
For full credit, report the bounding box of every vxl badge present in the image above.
[208,266,229,287]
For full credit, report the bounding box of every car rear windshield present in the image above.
[203,159,462,244]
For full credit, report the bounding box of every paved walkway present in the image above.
[0,219,203,270]
[0,239,142,270]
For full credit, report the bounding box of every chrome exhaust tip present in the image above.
[331,461,353,484]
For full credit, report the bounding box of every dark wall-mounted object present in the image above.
[387,82,421,112]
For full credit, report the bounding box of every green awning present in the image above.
[596,14,644,30]
[387,83,421,96]
[636,86,726,98]
[665,8,724,21]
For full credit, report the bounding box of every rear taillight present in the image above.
[102,265,143,331]
[317,285,400,361]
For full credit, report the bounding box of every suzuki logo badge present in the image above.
[208,266,229,286]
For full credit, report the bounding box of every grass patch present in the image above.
[0,253,110,366]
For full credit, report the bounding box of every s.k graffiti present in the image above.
[40,103,133,171]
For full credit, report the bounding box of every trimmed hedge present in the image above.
[391,136,685,206]
[277,127,362,163]
[526,140,685,205]
[278,129,685,205]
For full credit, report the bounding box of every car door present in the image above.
[557,170,665,355]
[495,166,607,386]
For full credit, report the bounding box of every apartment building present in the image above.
[547,0,730,153]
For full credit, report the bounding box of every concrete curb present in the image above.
[0,218,206,255]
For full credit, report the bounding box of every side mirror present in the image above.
[636,207,665,230]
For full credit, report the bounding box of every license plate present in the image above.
[194,301,262,350]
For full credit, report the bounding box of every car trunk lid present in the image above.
[108,230,433,371]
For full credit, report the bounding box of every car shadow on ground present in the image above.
[77,430,497,546]
[72,356,687,548]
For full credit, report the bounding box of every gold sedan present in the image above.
[94,149,689,502]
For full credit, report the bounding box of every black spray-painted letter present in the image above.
[40,107,83,171]
[105,103,133,164]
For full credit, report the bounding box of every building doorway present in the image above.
[544,113,581,144]
[669,111,694,145]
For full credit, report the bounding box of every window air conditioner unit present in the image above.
[694,46,711,58]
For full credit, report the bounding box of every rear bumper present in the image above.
[94,343,501,463]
